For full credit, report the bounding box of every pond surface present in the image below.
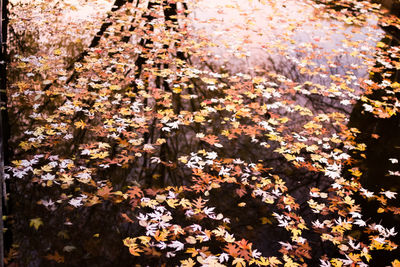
[5,0,400,266]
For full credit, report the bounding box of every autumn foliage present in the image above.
[4,0,400,266]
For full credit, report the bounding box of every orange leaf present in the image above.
[45,251,64,263]
[127,186,143,199]
[224,243,240,257]
[97,185,113,200]
[121,213,134,223]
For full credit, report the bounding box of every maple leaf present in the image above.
[186,247,198,257]
[85,195,100,206]
[154,229,169,242]
[392,259,400,267]
[45,251,64,263]
[212,227,226,237]
[128,244,143,256]
[109,84,121,90]
[74,120,87,129]
[251,256,269,266]
[167,198,179,208]
[236,239,252,250]
[181,258,196,267]
[236,187,247,198]
[30,217,43,230]
[233,257,246,267]
[121,213,134,223]
[53,49,62,56]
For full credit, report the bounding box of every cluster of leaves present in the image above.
[313,0,381,25]
[5,0,400,266]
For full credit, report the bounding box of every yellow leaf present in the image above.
[343,196,355,206]
[349,168,362,177]
[306,145,319,152]
[348,253,361,263]
[59,174,74,186]
[194,115,205,123]
[252,76,265,84]
[268,256,282,266]
[392,82,400,88]
[90,151,109,159]
[156,138,166,145]
[251,257,270,266]
[179,198,191,208]
[178,156,188,164]
[17,62,27,68]
[54,49,62,56]
[41,164,53,172]
[291,228,301,237]
[212,227,226,237]
[392,259,400,267]
[138,236,151,246]
[186,247,198,257]
[109,85,121,90]
[361,250,371,262]
[167,198,179,208]
[377,42,386,48]
[284,154,296,161]
[279,117,289,123]
[238,202,246,207]
[30,217,43,230]
[123,237,137,247]
[173,86,182,93]
[46,129,56,135]
[154,229,168,242]
[74,120,86,129]
[19,141,31,151]
[260,217,272,224]
[331,258,343,267]
[224,233,235,243]
[181,258,196,267]
[112,191,124,196]
[233,257,246,267]
[303,121,321,129]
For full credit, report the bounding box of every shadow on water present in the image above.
[346,26,400,266]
